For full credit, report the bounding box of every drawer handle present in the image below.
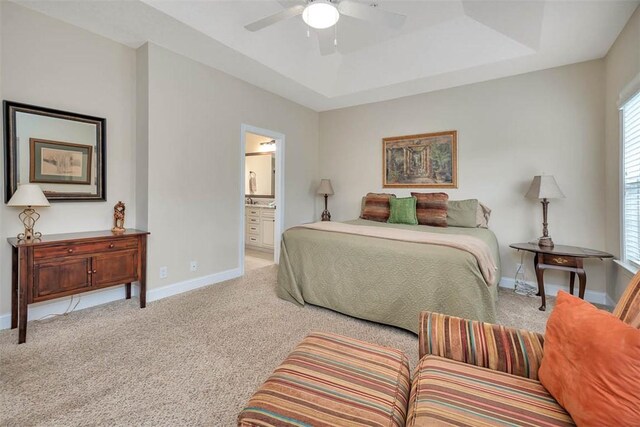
[552,257,568,264]
[68,248,74,253]
[109,243,115,248]
[93,270,97,274]
[88,270,92,274]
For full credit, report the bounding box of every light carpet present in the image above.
[1,265,555,426]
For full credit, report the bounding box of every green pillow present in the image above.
[388,196,418,225]
[447,199,479,227]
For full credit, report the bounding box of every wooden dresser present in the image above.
[8,229,149,344]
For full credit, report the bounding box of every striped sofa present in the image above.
[239,273,640,426]
[410,271,640,426]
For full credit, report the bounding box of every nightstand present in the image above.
[509,243,613,311]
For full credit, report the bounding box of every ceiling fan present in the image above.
[244,0,406,55]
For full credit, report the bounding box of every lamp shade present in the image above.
[7,184,50,207]
[525,175,565,199]
[317,179,334,195]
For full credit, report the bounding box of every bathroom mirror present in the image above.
[4,101,106,202]
[245,152,275,198]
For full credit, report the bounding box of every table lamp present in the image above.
[525,175,565,248]
[7,184,50,241]
[317,179,334,221]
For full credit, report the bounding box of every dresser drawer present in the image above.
[541,254,578,268]
[246,207,261,217]
[247,224,260,235]
[34,238,139,260]
[246,235,260,245]
[246,216,260,225]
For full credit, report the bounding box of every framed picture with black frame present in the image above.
[4,101,106,202]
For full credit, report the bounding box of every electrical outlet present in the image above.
[159,266,168,279]
[190,261,198,272]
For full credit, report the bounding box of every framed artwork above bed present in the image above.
[383,130,457,188]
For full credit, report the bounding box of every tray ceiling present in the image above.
[15,0,639,111]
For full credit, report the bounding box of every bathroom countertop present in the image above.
[245,204,276,209]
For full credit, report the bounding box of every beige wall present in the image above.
[136,43,150,231]
[0,3,137,315]
[319,60,609,294]
[143,43,318,289]
[604,6,640,301]
[0,6,319,321]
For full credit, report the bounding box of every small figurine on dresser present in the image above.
[112,201,126,233]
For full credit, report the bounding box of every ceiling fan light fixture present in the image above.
[302,1,340,30]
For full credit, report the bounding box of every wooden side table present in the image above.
[509,243,613,311]
[8,229,149,344]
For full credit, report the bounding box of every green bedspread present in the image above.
[277,219,501,334]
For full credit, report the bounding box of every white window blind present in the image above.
[623,91,640,267]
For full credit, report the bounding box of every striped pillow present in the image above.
[360,193,395,222]
[419,311,545,380]
[411,192,449,227]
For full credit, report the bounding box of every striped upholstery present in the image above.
[238,332,411,427]
[407,356,574,427]
[411,192,448,227]
[419,311,545,380]
[360,193,396,222]
[613,270,640,328]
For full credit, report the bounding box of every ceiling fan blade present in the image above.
[316,28,337,56]
[337,1,406,28]
[245,5,305,32]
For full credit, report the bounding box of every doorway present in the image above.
[240,124,284,274]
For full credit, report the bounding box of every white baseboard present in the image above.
[146,268,242,302]
[0,267,242,330]
[499,277,610,306]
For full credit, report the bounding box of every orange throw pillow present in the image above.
[539,291,640,426]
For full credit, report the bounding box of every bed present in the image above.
[277,218,501,334]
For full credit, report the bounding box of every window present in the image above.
[622,91,640,267]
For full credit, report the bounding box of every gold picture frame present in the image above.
[383,130,457,188]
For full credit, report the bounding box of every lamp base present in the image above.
[17,229,42,242]
[17,207,42,242]
[538,236,554,248]
[321,193,331,221]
